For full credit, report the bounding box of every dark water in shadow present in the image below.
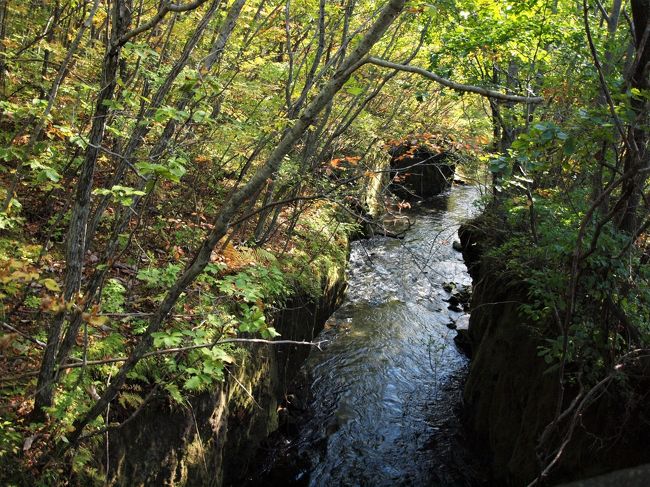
[251,185,488,487]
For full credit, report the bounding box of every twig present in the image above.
[1,322,46,348]
[531,349,650,485]
[582,0,637,157]
[225,367,263,411]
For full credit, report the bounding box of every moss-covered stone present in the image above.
[104,278,346,487]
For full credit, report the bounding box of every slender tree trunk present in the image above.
[618,0,649,232]
[287,0,325,118]
[203,0,246,69]
[591,0,623,212]
[0,0,8,96]
[33,0,133,418]
[62,0,407,447]
[40,0,61,96]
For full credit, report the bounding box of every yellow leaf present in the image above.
[10,270,40,281]
[42,278,61,292]
[88,314,109,327]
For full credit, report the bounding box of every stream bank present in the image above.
[459,213,650,486]
[100,142,466,487]
[104,281,346,487]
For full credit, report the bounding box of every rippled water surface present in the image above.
[258,185,485,486]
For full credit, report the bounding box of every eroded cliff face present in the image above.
[459,220,557,484]
[459,218,650,486]
[104,281,346,487]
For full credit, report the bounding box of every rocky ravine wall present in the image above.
[388,143,456,200]
[458,219,650,486]
[104,280,346,487]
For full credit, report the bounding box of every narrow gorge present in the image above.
[1,0,649,486]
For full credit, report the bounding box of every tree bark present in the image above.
[203,0,246,69]
[366,57,544,103]
[33,0,133,418]
[62,0,407,447]
[0,0,8,95]
[618,0,650,232]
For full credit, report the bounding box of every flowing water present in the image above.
[254,185,487,487]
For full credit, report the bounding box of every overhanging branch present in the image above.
[2,338,329,382]
[365,56,544,104]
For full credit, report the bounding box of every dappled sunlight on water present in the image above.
[255,185,487,487]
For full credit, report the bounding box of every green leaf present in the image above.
[164,383,185,404]
[184,375,203,390]
[563,137,576,156]
[262,327,281,339]
[41,166,61,182]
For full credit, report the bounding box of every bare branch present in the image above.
[2,338,329,382]
[116,0,210,47]
[1,321,46,348]
[582,0,637,156]
[593,0,610,23]
[365,57,544,103]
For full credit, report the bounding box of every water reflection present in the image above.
[255,185,486,487]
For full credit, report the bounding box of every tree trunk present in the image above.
[618,0,650,233]
[63,0,407,447]
[32,0,133,418]
[0,0,9,96]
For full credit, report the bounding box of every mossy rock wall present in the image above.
[105,280,346,487]
[459,219,650,486]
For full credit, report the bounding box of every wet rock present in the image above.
[381,214,412,236]
[447,314,469,331]
[557,464,650,487]
[277,406,290,427]
[445,287,471,312]
[388,143,456,200]
[442,282,471,311]
[459,213,650,485]
[364,219,408,239]
[454,314,470,331]
[453,285,472,305]
[105,282,347,487]
[442,282,456,293]
[453,329,472,357]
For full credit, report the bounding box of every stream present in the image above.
[252,185,487,486]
